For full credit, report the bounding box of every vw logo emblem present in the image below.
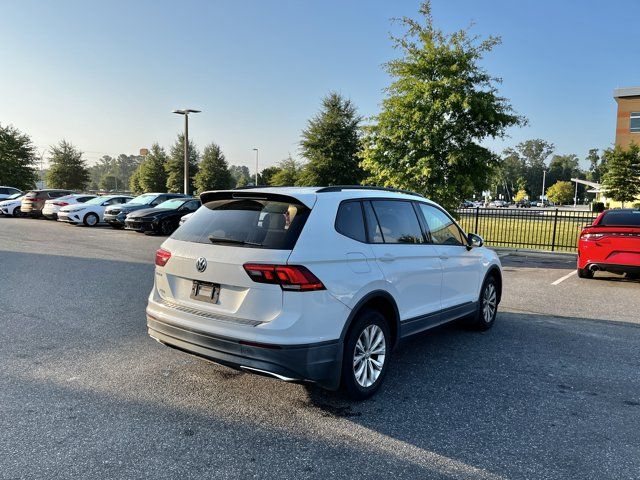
[195,257,207,273]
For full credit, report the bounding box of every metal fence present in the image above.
[455,207,600,252]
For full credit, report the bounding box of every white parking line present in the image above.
[551,270,577,285]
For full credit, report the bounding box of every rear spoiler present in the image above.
[199,190,317,209]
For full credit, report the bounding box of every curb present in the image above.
[490,247,577,260]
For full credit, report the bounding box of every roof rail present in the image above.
[315,185,424,198]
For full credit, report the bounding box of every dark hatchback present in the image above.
[124,197,201,235]
[104,193,187,228]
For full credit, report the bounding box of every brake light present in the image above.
[54,201,69,206]
[155,248,171,267]
[243,264,325,291]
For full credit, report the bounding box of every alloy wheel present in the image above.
[352,324,386,388]
[482,282,497,323]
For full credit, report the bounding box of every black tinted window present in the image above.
[370,200,425,244]
[363,201,383,243]
[418,203,466,246]
[600,210,640,226]
[172,198,310,249]
[335,201,366,242]
[0,188,8,194]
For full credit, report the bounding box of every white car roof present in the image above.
[201,187,434,209]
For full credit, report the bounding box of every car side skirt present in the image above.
[399,301,477,339]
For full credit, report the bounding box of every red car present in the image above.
[577,209,640,279]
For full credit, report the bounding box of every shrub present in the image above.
[592,202,605,213]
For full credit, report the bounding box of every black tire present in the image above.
[625,272,639,280]
[110,224,124,230]
[340,309,391,400]
[577,267,593,279]
[83,212,99,227]
[469,275,498,331]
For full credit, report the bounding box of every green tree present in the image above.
[296,92,362,186]
[194,143,232,192]
[138,143,168,192]
[259,166,281,186]
[270,156,302,186]
[165,134,199,193]
[502,139,554,200]
[602,144,640,206]
[0,123,38,190]
[360,2,524,211]
[230,165,252,187]
[547,154,580,185]
[586,148,607,183]
[99,174,119,191]
[129,168,143,193]
[546,181,574,205]
[46,140,90,190]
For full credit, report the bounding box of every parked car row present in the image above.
[0,188,200,236]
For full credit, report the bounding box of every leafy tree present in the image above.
[296,92,362,186]
[259,166,281,186]
[495,149,526,200]
[586,148,607,184]
[230,165,252,187]
[99,174,119,191]
[546,181,574,205]
[138,143,168,192]
[46,140,90,190]
[165,134,199,193]
[194,143,232,192]
[0,123,38,190]
[129,168,143,193]
[602,144,640,206]
[360,2,524,211]
[502,139,554,200]
[270,156,302,186]
[547,154,580,185]
[514,188,528,202]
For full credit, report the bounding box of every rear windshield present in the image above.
[600,210,640,226]
[171,198,310,249]
[128,194,157,205]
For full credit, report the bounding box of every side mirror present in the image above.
[467,233,484,248]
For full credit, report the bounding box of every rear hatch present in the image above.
[156,191,316,324]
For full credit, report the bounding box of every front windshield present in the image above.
[84,197,109,206]
[128,194,157,205]
[155,199,185,209]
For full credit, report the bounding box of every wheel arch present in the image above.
[339,290,401,350]
[484,265,503,304]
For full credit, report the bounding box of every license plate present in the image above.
[190,280,220,303]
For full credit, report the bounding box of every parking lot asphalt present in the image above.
[1,217,639,480]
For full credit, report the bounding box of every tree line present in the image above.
[1,1,639,209]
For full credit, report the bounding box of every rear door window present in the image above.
[172,198,310,249]
[335,201,366,242]
[370,200,425,244]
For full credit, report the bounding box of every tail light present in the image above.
[155,248,172,267]
[580,233,604,241]
[243,264,325,291]
[53,201,69,206]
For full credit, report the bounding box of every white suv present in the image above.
[146,187,502,399]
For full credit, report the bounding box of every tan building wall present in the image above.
[614,89,640,148]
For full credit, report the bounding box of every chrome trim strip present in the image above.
[157,298,263,327]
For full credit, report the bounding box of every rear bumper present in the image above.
[583,262,640,275]
[147,314,342,389]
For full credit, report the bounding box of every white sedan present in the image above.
[0,194,25,216]
[58,195,133,226]
[42,194,97,220]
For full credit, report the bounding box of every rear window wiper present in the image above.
[208,235,263,247]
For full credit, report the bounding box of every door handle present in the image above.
[379,254,396,263]
[439,255,449,260]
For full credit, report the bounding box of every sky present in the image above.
[1,0,638,171]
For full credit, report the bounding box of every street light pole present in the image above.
[253,148,259,185]
[172,109,201,195]
[541,170,546,205]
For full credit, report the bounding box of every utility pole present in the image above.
[541,170,547,205]
[253,148,259,186]
[573,181,578,207]
[172,109,201,194]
